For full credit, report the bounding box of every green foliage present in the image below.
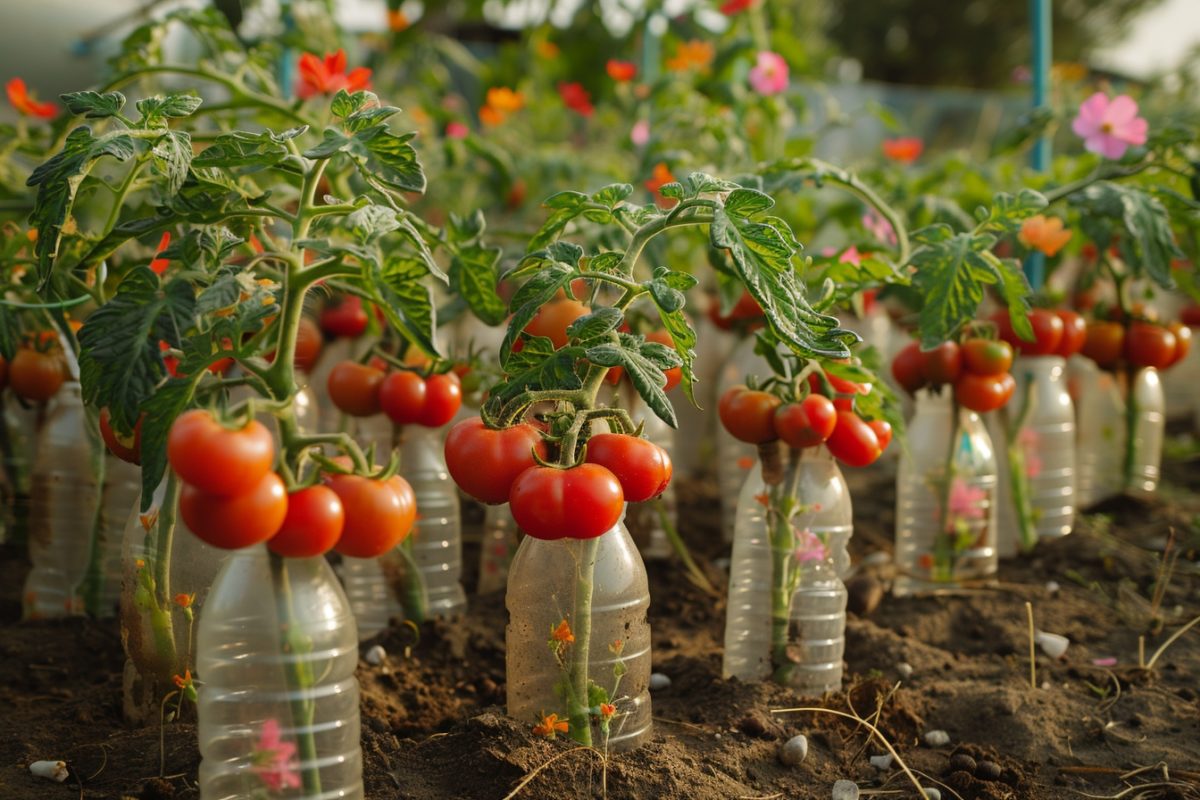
[1072,182,1183,289]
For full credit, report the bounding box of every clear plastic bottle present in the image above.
[621,395,673,560]
[93,456,143,617]
[506,514,652,752]
[1164,326,1200,421]
[198,546,362,800]
[477,503,519,595]
[1125,367,1164,497]
[723,447,852,692]
[1068,356,1125,507]
[716,336,771,543]
[894,390,998,596]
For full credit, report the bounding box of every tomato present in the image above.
[327,360,384,417]
[0,355,7,393]
[167,410,275,496]
[808,371,869,400]
[868,419,893,452]
[1082,321,1125,368]
[954,372,1016,413]
[1181,304,1200,327]
[996,309,1063,355]
[9,348,64,401]
[645,331,682,392]
[320,295,368,338]
[1167,322,1192,367]
[267,485,345,558]
[920,342,962,386]
[444,418,549,504]
[718,386,781,444]
[324,472,416,557]
[524,298,590,349]
[825,410,882,467]
[294,316,323,372]
[379,371,425,425]
[418,373,462,427]
[100,408,142,465]
[707,290,762,331]
[584,433,672,502]
[1054,310,1087,359]
[891,342,927,394]
[773,394,837,449]
[961,338,1013,377]
[1125,322,1177,369]
[180,472,288,550]
[509,463,625,540]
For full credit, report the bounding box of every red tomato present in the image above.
[1082,321,1125,368]
[1181,304,1200,327]
[509,463,625,540]
[825,410,882,467]
[444,418,549,504]
[1125,322,1177,369]
[996,309,1064,355]
[100,408,142,465]
[644,331,683,392]
[418,373,462,427]
[718,386,782,444]
[159,340,181,377]
[920,342,962,386]
[267,485,345,558]
[379,371,426,425]
[707,290,763,331]
[808,371,869,400]
[325,473,416,558]
[524,298,590,349]
[320,295,368,338]
[954,372,1016,413]
[294,316,323,372]
[180,472,288,550]
[1054,310,1087,359]
[9,348,64,402]
[961,338,1013,377]
[0,355,7,393]
[327,361,384,417]
[868,419,893,452]
[584,433,672,502]
[891,342,927,394]
[773,394,837,449]
[1167,322,1192,367]
[168,410,275,496]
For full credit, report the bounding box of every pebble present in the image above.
[1035,631,1070,659]
[921,789,941,800]
[779,734,809,766]
[649,672,671,691]
[29,761,68,783]
[364,645,387,665]
[832,779,860,800]
[897,662,914,679]
[924,729,951,747]
[869,754,893,770]
[949,753,977,773]
[1045,580,1060,594]
[846,574,884,616]
[975,760,1002,780]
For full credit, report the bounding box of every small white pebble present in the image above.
[649,672,671,691]
[1041,680,1052,690]
[897,662,914,679]
[1035,630,1070,659]
[921,788,942,800]
[364,644,387,665]
[832,779,860,800]
[30,761,68,783]
[869,754,893,770]
[861,551,892,567]
[779,734,809,766]
[924,729,951,747]
[714,732,722,740]
[1045,580,1060,594]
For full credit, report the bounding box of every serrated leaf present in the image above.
[544,191,588,211]
[447,210,487,243]
[591,183,633,208]
[686,172,739,196]
[546,241,584,267]
[567,307,623,342]
[347,204,400,244]
[585,342,676,428]
[304,129,352,159]
[136,93,203,121]
[153,130,192,195]
[359,129,426,193]
[331,89,375,120]
[1072,182,1181,289]
[193,130,291,169]
[588,252,624,274]
[449,242,506,326]
[61,90,126,119]
[138,379,196,510]
[723,187,774,218]
[500,266,574,367]
[656,306,699,405]
[372,256,439,357]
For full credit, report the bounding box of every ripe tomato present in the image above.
[996,309,1064,355]
[718,386,781,444]
[1167,322,1192,367]
[379,371,425,425]
[961,338,1013,377]
[268,485,345,558]
[418,373,462,427]
[920,342,962,386]
[9,348,64,401]
[0,354,7,393]
[167,410,275,496]
[320,295,368,338]
[509,463,625,540]
[645,331,682,391]
[825,410,882,467]
[773,394,837,449]
[1125,322,1177,369]
[707,290,762,331]
[524,298,590,349]
[808,371,869,401]
[324,472,416,557]
[891,342,927,394]
[1181,304,1200,327]
[100,408,142,465]
[1054,310,1087,359]
[584,433,672,502]
[444,418,549,504]
[180,472,288,550]
[327,360,384,417]
[1082,321,1125,368]
[954,372,1016,413]
[294,316,323,372]
[868,419,893,452]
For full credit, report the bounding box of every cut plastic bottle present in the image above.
[477,502,519,595]
[1124,367,1164,497]
[715,336,771,543]
[1067,355,1124,507]
[620,395,673,560]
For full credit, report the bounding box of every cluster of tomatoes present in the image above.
[0,337,68,403]
[717,369,893,468]
[1080,315,1192,372]
[892,334,1016,413]
[166,409,415,558]
[444,417,672,541]
[327,359,464,427]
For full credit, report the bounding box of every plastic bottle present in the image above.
[1067,356,1124,507]
[894,389,998,596]
[506,513,652,752]
[198,546,363,799]
[716,336,771,543]
[1125,367,1164,497]
[723,447,852,692]
[1163,327,1200,421]
[94,456,143,616]
[621,395,673,560]
[477,502,519,595]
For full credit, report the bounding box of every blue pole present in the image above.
[1025,0,1052,288]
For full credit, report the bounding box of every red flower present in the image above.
[644,162,678,208]
[720,0,755,14]
[558,82,594,117]
[606,60,637,83]
[297,50,371,99]
[149,232,171,275]
[6,78,56,119]
[882,137,923,163]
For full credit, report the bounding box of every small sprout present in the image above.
[364,645,387,665]
[869,754,893,770]
[896,662,914,679]
[832,778,860,799]
[1034,631,1070,659]
[779,734,808,766]
[29,760,68,783]
[649,672,671,691]
[924,729,951,747]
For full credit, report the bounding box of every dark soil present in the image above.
[1,447,1198,800]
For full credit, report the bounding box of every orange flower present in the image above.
[606,59,637,83]
[480,87,523,127]
[6,78,57,119]
[551,619,575,644]
[1019,214,1072,257]
[666,40,714,73]
[297,50,371,99]
[173,669,193,689]
[737,455,754,470]
[609,639,625,656]
[535,40,560,60]
[754,492,769,506]
[645,162,678,209]
[173,593,194,609]
[387,10,409,32]
[532,713,569,738]
[149,232,171,275]
[882,137,923,163]
[599,703,616,720]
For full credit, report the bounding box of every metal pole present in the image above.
[1025,0,1052,288]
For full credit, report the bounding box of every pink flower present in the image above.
[838,245,863,266]
[946,478,987,530]
[748,51,789,96]
[862,208,897,246]
[630,119,650,147]
[1018,427,1043,478]
[1071,93,1148,160]
[792,527,826,563]
[445,121,468,139]
[251,719,300,792]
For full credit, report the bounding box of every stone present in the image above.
[779,734,809,766]
[924,729,951,747]
[832,779,860,800]
[649,672,671,691]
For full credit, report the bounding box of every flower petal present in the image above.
[1104,94,1139,126]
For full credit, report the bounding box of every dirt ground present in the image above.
[1,439,1198,800]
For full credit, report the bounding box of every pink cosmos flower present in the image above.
[748,51,789,96]
[630,119,650,147]
[251,719,300,792]
[1017,427,1043,478]
[945,478,987,530]
[838,245,863,266]
[862,208,897,247]
[793,527,826,563]
[445,121,468,139]
[1071,93,1148,160]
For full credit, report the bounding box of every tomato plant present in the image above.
[921,341,962,385]
[825,410,883,467]
[1054,310,1087,359]
[719,386,782,444]
[1082,320,1125,368]
[960,338,1013,377]
[8,347,64,401]
[954,372,1016,413]
[891,342,927,394]
[320,295,369,338]
[324,472,416,558]
[327,361,385,417]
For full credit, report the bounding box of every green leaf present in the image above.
[1072,182,1182,289]
[647,267,697,314]
[304,129,352,159]
[685,172,739,197]
[656,305,699,405]
[358,129,426,193]
[591,183,633,208]
[346,204,401,244]
[544,191,588,211]
[136,93,203,121]
[137,378,196,510]
[152,130,192,195]
[330,89,375,120]
[61,91,126,119]
[586,341,676,428]
[723,187,774,218]
[449,243,506,325]
[159,227,242,272]
[566,307,623,342]
[372,256,439,357]
[499,266,574,367]
[490,339,583,403]
[193,130,295,169]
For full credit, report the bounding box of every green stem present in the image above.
[933,400,963,583]
[566,536,600,746]
[1041,160,1156,206]
[78,406,109,616]
[145,474,181,671]
[268,553,322,796]
[767,445,802,680]
[1001,377,1038,553]
[1123,365,1138,491]
[395,538,428,625]
[653,498,715,594]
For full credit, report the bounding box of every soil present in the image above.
[1,444,1198,800]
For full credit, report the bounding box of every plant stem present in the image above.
[395,537,428,624]
[147,475,181,671]
[653,499,715,595]
[268,553,322,796]
[78,406,109,616]
[933,399,963,583]
[1001,376,1038,553]
[566,536,600,746]
[768,446,803,682]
